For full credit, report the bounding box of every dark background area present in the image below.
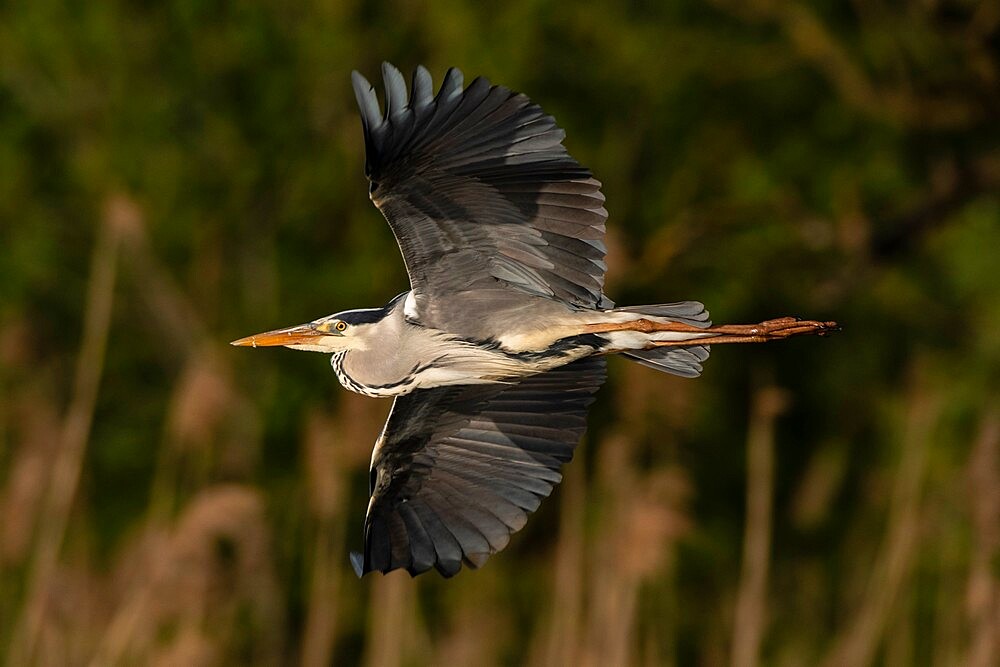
[1,1,998,665]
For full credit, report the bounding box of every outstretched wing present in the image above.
[351,63,609,328]
[351,357,606,578]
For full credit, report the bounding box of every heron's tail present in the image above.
[589,301,714,378]
[622,345,711,378]
[613,301,712,328]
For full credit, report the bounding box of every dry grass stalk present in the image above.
[883,585,914,667]
[581,400,641,667]
[166,485,282,656]
[820,377,939,667]
[583,439,690,666]
[731,384,788,667]
[532,456,586,667]
[363,573,426,667]
[6,195,129,666]
[302,410,348,523]
[0,397,61,565]
[155,348,260,504]
[150,625,219,667]
[431,575,508,666]
[301,526,340,667]
[964,408,1000,667]
[94,485,283,665]
[578,363,693,666]
[89,528,171,666]
[166,353,239,454]
[300,410,349,667]
[790,440,848,530]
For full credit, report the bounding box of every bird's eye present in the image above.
[335,321,348,332]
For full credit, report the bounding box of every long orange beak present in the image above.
[230,323,324,348]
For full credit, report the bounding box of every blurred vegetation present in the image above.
[1,1,999,665]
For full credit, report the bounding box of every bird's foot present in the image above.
[645,316,840,347]
[749,317,841,340]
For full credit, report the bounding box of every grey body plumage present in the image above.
[232,63,837,578]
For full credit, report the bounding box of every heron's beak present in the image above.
[230,323,324,348]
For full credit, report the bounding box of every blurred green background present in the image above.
[2,1,999,665]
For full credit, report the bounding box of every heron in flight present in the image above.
[233,63,837,578]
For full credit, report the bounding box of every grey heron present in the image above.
[232,63,837,578]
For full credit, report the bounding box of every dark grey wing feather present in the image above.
[351,64,609,327]
[352,357,606,578]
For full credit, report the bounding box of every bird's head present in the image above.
[230,308,385,353]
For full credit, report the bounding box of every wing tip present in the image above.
[381,61,408,117]
[434,558,463,578]
[438,66,465,103]
[349,551,366,578]
[350,69,369,88]
[351,69,382,133]
[465,551,490,569]
[412,65,434,108]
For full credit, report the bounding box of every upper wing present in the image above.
[351,357,606,578]
[351,63,610,327]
